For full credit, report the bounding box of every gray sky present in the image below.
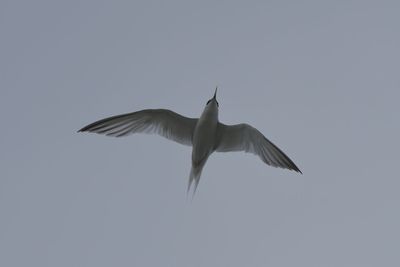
[1,0,399,266]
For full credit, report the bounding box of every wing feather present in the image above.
[216,123,301,173]
[79,109,198,146]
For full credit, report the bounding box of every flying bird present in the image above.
[79,88,301,195]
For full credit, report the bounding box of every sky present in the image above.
[1,0,400,266]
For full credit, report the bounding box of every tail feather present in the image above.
[187,160,206,197]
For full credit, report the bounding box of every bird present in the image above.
[78,88,301,195]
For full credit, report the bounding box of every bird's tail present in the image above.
[187,160,206,198]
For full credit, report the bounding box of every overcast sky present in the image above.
[1,1,400,266]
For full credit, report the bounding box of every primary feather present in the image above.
[79,109,197,146]
[215,123,301,173]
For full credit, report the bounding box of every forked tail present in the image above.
[187,160,207,197]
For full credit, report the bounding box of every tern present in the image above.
[79,88,301,195]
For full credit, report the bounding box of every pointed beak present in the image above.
[213,87,218,100]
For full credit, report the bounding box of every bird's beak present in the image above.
[213,87,218,100]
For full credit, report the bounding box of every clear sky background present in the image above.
[1,1,399,266]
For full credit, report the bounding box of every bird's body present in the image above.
[190,93,219,192]
[79,88,301,195]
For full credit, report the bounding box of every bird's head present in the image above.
[201,87,219,119]
[205,87,219,108]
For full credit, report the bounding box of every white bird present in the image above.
[79,88,301,195]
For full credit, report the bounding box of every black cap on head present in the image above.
[206,87,219,107]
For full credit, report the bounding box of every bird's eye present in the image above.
[206,100,211,105]
[216,101,219,107]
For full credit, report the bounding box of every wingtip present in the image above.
[293,166,302,174]
[78,124,91,133]
[285,163,302,174]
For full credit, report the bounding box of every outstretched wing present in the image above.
[215,123,301,173]
[79,109,198,146]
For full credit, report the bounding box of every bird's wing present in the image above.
[78,109,198,146]
[215,123,301,173]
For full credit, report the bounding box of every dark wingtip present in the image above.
[285,154,302,174]
[291,163,302,174]
[78,127,91,133]
[78,123,93,133]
